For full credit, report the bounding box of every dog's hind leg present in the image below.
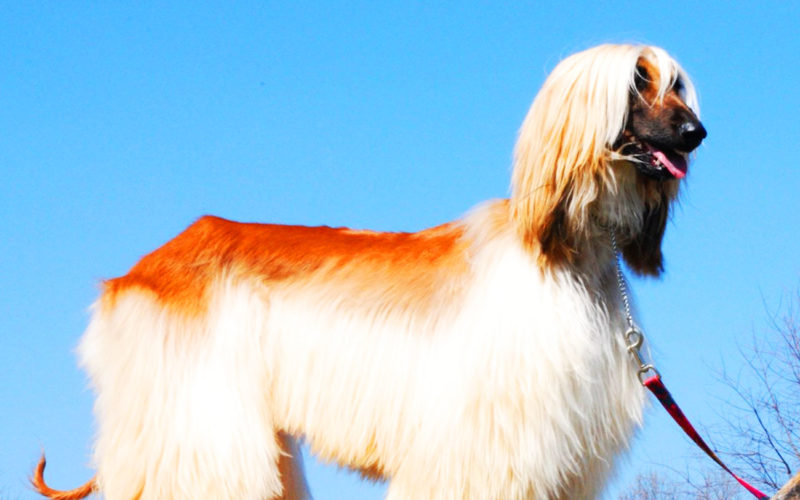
[80,284,305,499]
[275,432,311,500]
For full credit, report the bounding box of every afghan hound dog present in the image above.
[33,43,705,499]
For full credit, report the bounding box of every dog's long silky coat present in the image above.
[34,44,705,499]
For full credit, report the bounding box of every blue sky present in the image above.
[2,2,799,499]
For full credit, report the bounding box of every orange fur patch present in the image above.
[104,216,471,318]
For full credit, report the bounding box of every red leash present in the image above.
[623,326,768,498]
[643,373,770,500]
[608,231,771,499]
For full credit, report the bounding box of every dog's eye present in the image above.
[634,65,649,92]
[673,77,684,93]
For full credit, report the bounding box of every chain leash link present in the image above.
[608,231,660,384]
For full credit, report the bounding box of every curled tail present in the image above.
[31,454,96,500]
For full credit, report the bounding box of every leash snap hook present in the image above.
[624,327,643,350]
[624,327,659,384]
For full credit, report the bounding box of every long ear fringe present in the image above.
[510,44,693,273]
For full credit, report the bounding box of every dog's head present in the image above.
[510,44,705,276]
[616,54,706,182]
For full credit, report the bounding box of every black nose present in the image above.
[678,120,707,151]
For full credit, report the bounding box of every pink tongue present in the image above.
[652,150,687,179]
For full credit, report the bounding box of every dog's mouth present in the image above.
[624,140,689,180]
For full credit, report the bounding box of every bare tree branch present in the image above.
[621,289,800,498]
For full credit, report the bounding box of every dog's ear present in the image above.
[515,163,610,271]
[622,200,668,276]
